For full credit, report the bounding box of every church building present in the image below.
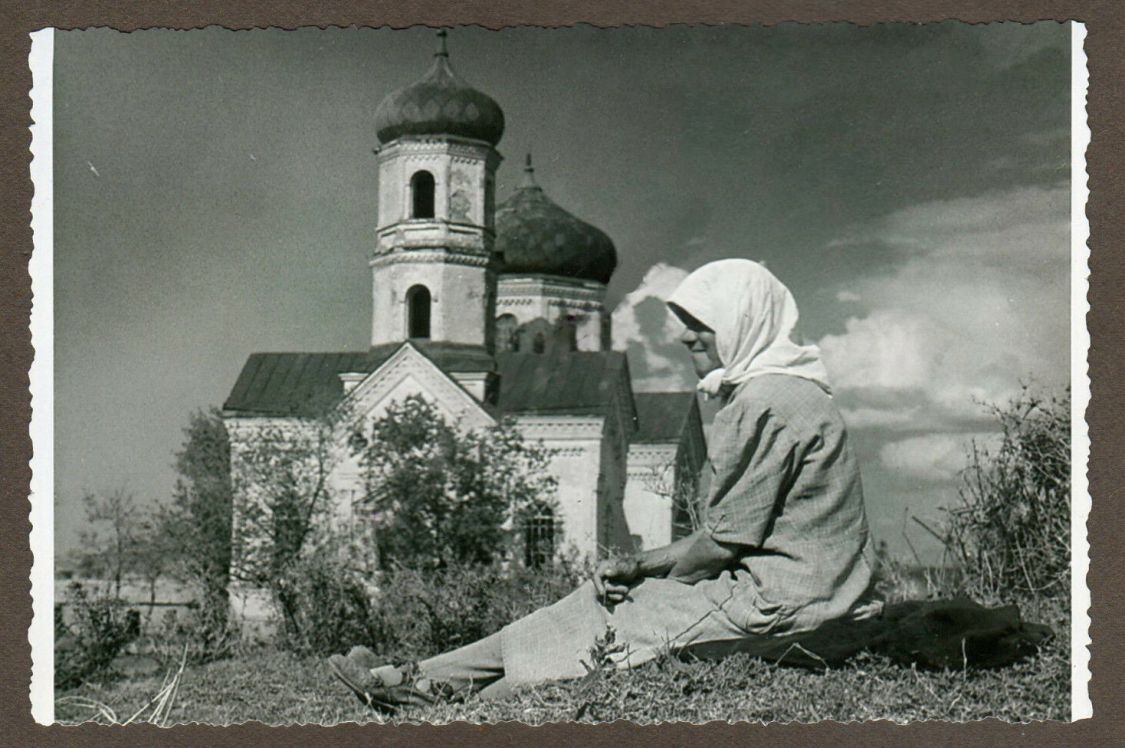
[222,33,706,589]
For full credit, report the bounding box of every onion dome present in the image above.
[495,155,618,285]
[374,30,505,146]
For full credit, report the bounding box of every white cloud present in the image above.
[839,405,922,430]
[879,432,999,483]
[835,290,862,303]
[611,263,694,392]
[818,184,1069,429]
[821,310,940,392]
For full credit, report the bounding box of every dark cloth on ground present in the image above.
[418,629,511,700]
[692,597,1054,671]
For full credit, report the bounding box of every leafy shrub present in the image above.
[941,386,1071,600]
[271,548,383,657]
[147,605,243,668]
[363,552,590,660]
[359,395,558,571]
[273,547,590,659]
[55,582,139,689]
[870,544,959,603]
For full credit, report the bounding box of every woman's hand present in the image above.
[592,557,642,606]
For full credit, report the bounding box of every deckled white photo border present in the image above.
[28,26,55,726]
[24,22,1093,725]
[1069,20,1092,722]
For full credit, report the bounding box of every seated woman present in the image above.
[329,259,881,712]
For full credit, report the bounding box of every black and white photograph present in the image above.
[30,22,1089,725]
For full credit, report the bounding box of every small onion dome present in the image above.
[374,30,505,146]
[495,155,618,285]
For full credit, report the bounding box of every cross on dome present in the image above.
[520,153,539,189]
[496,156,618,284]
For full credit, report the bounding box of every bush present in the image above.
[146,605,243,668]
[364,552,590,660]
[272,548,590,659]
[55,583,140,689]
[941,386,1071,600]
[359,395,558,572]
[272,549,383,657]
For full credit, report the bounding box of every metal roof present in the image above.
[223,342,493,417]
[223,344,633,419]
[632,391,699,443]
[374,36,505,147]
[494,156,617,284]
[493,351,630,416]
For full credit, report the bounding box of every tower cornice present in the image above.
[369,247,498,270]
[376,137,502,170]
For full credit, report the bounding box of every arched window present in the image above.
[532,332,546,354]
[484,175,495,228]
[410,170,435,219]
[495,314,518,353]
[563,314,579,352]
[406,285,431,339]
[523,506,556,568]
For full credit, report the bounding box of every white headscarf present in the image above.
[665,259,832,398]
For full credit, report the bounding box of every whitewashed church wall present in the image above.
[375,139,494,229]
[496,276,608,352]
[546,445,603,558]
[574,313,606,352]
[624,443,680,550]
[449,370,490,402]
[514,416,606,560]
[391,151,449,223]
[371,260,495,348]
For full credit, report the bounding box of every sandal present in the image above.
[327,654,398,714]
[328,656,456,713]
[347,645,381,670]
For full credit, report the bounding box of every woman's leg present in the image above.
[415,629,505,695]
[335,630,507,709]
[336,575,756,708]
[476,677,513,701]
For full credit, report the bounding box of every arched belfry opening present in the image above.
[406,285,432,339]
[410,170,435,219]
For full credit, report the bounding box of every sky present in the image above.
[53,24,1072,562]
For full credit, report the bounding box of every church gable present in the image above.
[344,342,495,429]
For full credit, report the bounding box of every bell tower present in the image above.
[369,31,504,355]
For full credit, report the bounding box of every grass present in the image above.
[55,593,1069,726]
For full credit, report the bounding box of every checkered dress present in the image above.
[500,374,878,685]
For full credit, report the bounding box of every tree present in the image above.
[358,395,558,571]
[227,402,351,638]
[158,407,234,638]
[72,488,152,599]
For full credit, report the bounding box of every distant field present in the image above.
[54,577,198,628]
